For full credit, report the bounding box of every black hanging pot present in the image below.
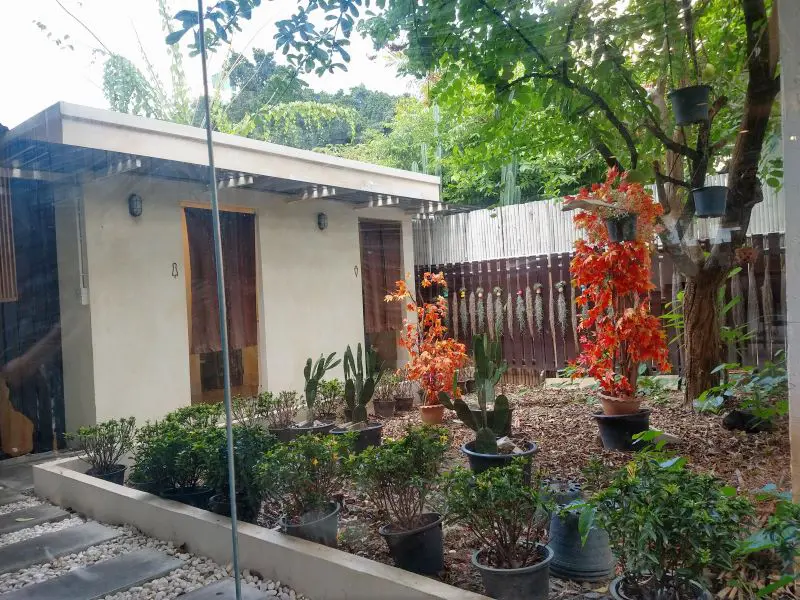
[668,84,711,125]
[331,422,383,453]
[604,214,637,243]
[692,186,727,218]
[472,544,553,600]
[161,485,214,509]
[379,513,444,575]
[548,510,615,582]
[593,409,651,451]
[279,501,340,548]
[87,464,126,485]
[462,441,538,481]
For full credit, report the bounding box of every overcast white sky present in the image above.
[1,0,414,128]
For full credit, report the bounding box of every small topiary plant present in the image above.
[70,417,136,476]
[315,379,344,419]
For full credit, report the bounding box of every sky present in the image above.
[1,0,414,128]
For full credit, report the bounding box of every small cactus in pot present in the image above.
[301,352,341,424]
[343,343,384,424]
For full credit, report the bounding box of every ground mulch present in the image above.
[335,385,790,599]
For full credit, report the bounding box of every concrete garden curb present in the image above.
[34,457,489,600]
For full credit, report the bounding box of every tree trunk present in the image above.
[683,270,725,404]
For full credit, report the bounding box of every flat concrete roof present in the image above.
[2,102,444,213]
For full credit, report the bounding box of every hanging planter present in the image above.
[692,185,727,218]
[668,84,711,125]
[604,213,637,243]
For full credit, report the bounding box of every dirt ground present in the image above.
[334,385,791,599]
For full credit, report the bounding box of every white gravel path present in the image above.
[0,514,84,548]
[0,495,44,516]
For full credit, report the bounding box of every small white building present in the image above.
[0,103,440,455]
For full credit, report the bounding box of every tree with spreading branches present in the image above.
[169,0,782,403]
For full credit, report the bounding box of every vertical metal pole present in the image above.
[196,2,242,597]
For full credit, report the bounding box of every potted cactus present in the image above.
[331,343,385,452]
[291,353,341,437]
[439,334,536,477]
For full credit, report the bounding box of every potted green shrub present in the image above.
[444,461,555,600]
[261,390,300,443]
[348,425,449,574]
[291,353,341,437]
[581,449,753,600]
[331,343,384,452]
[70,417,136,485]
[439,334,535,477]
[393,373,415,411]
[258,433,349,548]
[373,371,399,418]
[315,379,344,421]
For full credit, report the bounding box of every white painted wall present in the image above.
[55,173,415,427]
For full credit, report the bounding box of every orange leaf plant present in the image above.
[565,168,671,398]
[385,272,468,405]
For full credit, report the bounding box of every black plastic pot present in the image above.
[610,576,712,600]
[279,501,340,548]
[87,464,126,485]
[472,544,553,600]
[668,84,711,125]
[268,427,294,443]
[373,399,396,418]
[289,421,335,438]
[722,409,774,433]
[545,480,582,506]
[469,407,513,437]
[594,409,651,451]
[379,512,444,575]
[331,422,383,453]
[605,214,637,243]
[548,511,615,582]
[128,477,159,494]
[692,186,727,218]
[462,440,538,480]
[395,396,414,411]
[161,485,214,509]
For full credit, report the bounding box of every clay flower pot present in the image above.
[598,392,641,416]
[419,404,445,424]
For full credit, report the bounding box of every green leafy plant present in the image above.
[343,343,384,423]
[348,425,448,530]
[258,434,349,520]
[315,379,344,419]
[636,367,671,406]
[374,370,400,402]
[582,450,753,599]
[70,417,136,475]
[261,391,300,430]
[443,461,553,569]
[438,334,510,454]
[165,402,223,430]
[303,353,341,422]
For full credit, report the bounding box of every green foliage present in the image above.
[347,425,448,530]
[70,417,136,474]
[260,391,300,429]
[583,453,753,598]
[443,461,553,569]
[303,353,342,419]
[438,334,509,453]
[257,101,359,149]
[343,343,384,423]
[258,434,349,518]
[165,402,223,430]
[695,352,788,426]
[373,370,400,401]
[315,379,345,419]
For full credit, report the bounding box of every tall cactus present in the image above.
[304,353,341,421]
[439,334,510,454]
[343,343,384,423]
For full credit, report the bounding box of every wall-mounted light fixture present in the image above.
[128,194,143,218]
[317,212,328,231]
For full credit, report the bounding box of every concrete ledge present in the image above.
[34,458,488,600]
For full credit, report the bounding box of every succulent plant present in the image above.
[439,334,510,454]
[303,353,341,420]
[343,343,384,423]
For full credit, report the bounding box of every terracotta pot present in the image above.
[598,392,641,416]
[419,404,445,424]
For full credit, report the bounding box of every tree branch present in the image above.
[644,122,701,161]
[593,140,624,171]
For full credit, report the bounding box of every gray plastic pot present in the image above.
[379,512,444,575]
[548,511,615,582]
[472,544,553,600]
[279,502,340,548]
[610,576,712,600]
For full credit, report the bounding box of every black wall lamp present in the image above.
[317,212,328,231]
[128,193,143,218]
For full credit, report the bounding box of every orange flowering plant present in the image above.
[565,168,671,398]
[385,272,468,405]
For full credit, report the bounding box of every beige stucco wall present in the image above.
[56,173,415,428]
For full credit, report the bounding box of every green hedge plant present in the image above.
[70,417,136,475]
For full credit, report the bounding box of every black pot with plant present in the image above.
[315,379,344,421]
[444,461,555,600]
[258,433,349,548]
[291,353,341,437]
[349,424,449,574]
[580,445,753,600]
[259,391,300,442]
[331,343,384,452]
[604,212,638,243]
[373,371,399,418]
[691,186,727,218]
[70,417,136,485]
[668,84,712,126]
[394,377,415,411]
[440,334,535,477]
